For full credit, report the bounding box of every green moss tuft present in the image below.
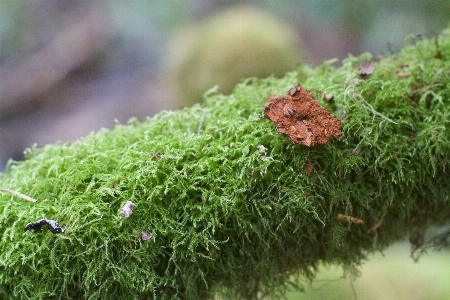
[1,28,450,299]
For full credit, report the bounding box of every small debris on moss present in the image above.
[337,213,364,225]
[395,72,411,78]
[305,161,313,175]
[412,83,443,95]
[25,218,65,234]
[141,231,154,241]
[264,84,342,146]
[121,201,136,219]
[150,152,164,160]
[358,61,375,79]
[323,93,335,104]
[1,188,37,203]
[367,218,384,234]
[257,144,267,155]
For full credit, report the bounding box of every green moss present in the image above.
[1,28,450,299]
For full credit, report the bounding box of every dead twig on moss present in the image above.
[1,188,37,203]
[338,214,365,225]
[367,218,384,234]
[412,83,443,94]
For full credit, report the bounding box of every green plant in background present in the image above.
[0,27,449,299]
[165,5,306,107]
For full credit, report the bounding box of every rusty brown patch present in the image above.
[264,84,342,146]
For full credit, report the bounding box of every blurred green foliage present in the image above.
[287,242,450,300]
[165,5,306,107]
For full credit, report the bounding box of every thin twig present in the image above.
[337,213,364,225]
[1,188,37,203]
[196,111,206,136]
[412,83,443,94]
[367,218,384,234]
[394,72,411,78]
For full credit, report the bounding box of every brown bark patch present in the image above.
[264,84,342,146]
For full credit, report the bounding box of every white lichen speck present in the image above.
[257,145,267,155]
[121,201,136,219]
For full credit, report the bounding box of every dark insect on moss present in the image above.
[25,218,65,234]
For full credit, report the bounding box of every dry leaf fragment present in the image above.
[358,62,375,79]
[121,201,136,219]
[264,84,342,146]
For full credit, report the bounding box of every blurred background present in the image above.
[286,241,450,300]
[0,1,449,299]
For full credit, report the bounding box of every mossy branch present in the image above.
[1,28,450,299]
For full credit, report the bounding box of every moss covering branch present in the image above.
[1,28,450,299]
